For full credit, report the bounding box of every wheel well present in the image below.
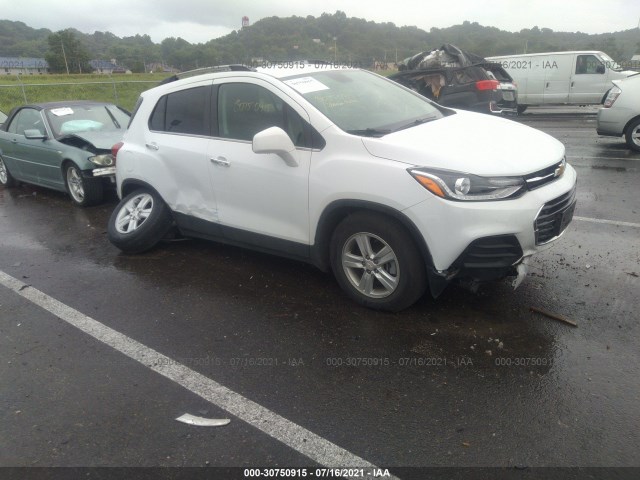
[312,201,435,273]
[121,179,163,198]
[623,115,640,135]
[61,159,74,171]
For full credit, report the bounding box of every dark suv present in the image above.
[389,45,518,114]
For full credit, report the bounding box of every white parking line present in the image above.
[0,270,394,479]
[574,216,640,229]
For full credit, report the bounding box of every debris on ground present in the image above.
[175,413,230,427]
[530,307,578,327]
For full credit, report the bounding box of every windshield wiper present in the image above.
[346,128,391,138]
[393,116,437,133]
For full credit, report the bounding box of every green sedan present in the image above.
[0,100,130,206]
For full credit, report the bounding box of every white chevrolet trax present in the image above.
[108,65,577,311]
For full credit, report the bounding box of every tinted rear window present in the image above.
[149,86,209,135]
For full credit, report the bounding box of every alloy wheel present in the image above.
[115,193,154,234]
[341,232,400,298]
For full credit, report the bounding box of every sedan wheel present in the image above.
[0,156,16,187]
[64,163,103,206]
[625,118,640,152]
[330,212,427,311]
[108,189,173,254]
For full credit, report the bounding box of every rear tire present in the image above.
[0,155,16,187]
[517,105,528,114]
[625,118,640,152]
[64,163,103,206]
[108,189,173,254]
[329,212,427,312]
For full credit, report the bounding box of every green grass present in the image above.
[0,73,169,113]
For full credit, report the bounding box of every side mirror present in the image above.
[24,129,47,140]
[596,65,605,74]
[252,127,298,167]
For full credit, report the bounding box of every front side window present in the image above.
[149,86,208,135]
[8,108,44,136]
[575,55,603,75]
[217,83,315,148]
[217,83,284,142]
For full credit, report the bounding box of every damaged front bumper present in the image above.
[409,166,578,298]
[427,234,527,296]
[91,166,116,177]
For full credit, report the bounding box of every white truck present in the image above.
[487,51,637,113]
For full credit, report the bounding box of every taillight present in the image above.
[111,142,124,163]
[475,80,500,91]
[603,86,621,108]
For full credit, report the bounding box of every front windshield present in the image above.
[282,70,443,136]
[45,104,130,137]
[598,53,622,72]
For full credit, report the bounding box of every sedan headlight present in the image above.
[409,167,526,201]
[89,154,115,167]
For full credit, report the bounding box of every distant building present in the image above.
[90,59,128,74]
[146,62,179,74]
[0,57,49,75]
[242,16,250,28]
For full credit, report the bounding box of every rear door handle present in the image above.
[210,156,230,167]
[145,142,159,151]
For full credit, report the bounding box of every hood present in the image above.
[65,130,124,151]
[361,111,565,176]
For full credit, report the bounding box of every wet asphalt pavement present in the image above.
[1,106,639,478]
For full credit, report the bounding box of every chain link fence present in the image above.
[0,79,160,114]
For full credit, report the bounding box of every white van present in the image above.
[487,51,637,112]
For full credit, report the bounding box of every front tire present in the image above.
[64,163,103,206]
[0,155,16,187]
[330,212,427,312]
[108,189,173,254]
[625,118,640,152]
[516,105,528,114]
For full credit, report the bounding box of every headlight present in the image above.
[409,167,526,201]
[89,154,115,167]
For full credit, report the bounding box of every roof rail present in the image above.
[160,64,255,84]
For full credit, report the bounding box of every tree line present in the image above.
[0,12,638,74]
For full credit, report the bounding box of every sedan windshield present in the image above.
[44,104,130,138]
[282,70,444,136]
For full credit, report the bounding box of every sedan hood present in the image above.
[361,111,565,176]
[64,130,124,151]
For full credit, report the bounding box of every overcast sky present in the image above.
[1,0,638,44]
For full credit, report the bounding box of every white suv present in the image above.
[108,65,577,311]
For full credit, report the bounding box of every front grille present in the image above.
[535,186,577,245]
[524,158,566,190]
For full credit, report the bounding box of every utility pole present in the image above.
[333,37,337,63]
[61,40,70,75]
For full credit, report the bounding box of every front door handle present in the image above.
[210,156,230,167]
[145,142,159,151]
